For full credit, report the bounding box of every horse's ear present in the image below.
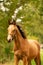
[8,19,16,25]
[13,19,16,25]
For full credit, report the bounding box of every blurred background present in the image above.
[0,0,43,65]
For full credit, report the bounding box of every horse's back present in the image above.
[28,39,40,49]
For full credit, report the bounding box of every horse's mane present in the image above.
[16,25,26,39]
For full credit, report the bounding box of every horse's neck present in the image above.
[14,28,24,49]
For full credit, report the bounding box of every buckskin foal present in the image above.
[7,20,41,65]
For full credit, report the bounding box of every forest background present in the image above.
[0,0,43,64]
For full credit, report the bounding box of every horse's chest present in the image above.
[14,50,26,59]
[14,50,21,56]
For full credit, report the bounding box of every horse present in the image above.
[7,19,41,65]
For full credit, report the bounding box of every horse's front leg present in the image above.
[14,55,19,65]
[23,56,28,65]
[28,60,31,65]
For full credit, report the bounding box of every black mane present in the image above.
[17,25,26,39]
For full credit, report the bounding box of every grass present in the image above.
[0,49,43,65]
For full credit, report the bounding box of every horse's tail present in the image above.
[40,56,41,65]
[39,51,41,65]
[39,54,41,65]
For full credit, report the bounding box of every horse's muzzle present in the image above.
[7,39,11,43]
[7,35,13,43]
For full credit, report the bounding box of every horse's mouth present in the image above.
[7,39,11,43]
[7,35,16,43]
[7,38,13,43]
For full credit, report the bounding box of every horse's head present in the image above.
[7,19,17,42]
[7,19,26,42]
